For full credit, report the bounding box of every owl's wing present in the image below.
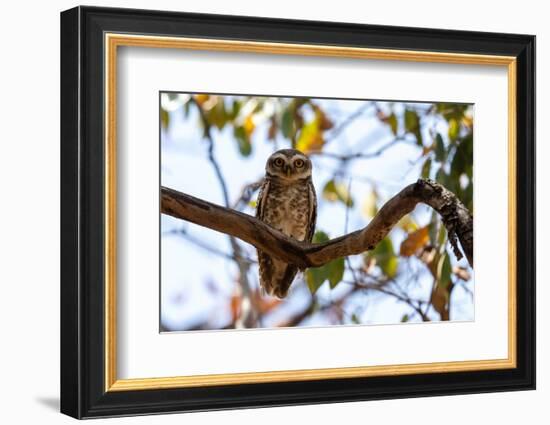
[255,178,269,220]
[306,180,317,243]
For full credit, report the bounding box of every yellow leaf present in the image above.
[296,120,324,153]
[361,190,378,218]
[385,256,399,278]
[194,94,210,106]
[383,113,398,135]
[244,114,255,138]
[448,117,460,141]
[462,114,473,129]
[399,226,430,256]
[322,180,353,207]
[397,215,418,233]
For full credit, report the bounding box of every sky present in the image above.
[160,94,474,332]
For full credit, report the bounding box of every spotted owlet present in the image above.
[256,149,317,298]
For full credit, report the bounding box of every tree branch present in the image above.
[161,178,473,269]
[310,137,404,162]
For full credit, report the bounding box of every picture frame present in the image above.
[60,5,535,419]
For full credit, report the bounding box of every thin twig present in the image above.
[348,280,430,322]
[164,227,257,264]
[324,102,373,143]
[311,137,404,162]
[232,179,263,210]
[191,97,258,326]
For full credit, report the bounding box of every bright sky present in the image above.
[160,95,474,332]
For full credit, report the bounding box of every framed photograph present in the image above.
[60,6,535,419]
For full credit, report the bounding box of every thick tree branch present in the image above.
[161,178,473,269]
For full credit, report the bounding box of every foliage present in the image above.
[306,231,345,293]
[160,93,474,330]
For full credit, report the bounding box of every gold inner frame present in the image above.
[104,33,517,392]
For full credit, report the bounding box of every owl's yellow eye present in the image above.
[294,159,305,168]
[274,158,284,167]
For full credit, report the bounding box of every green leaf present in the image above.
[228,99,241,120]
[437,253,453,289]
[451,137,472,180]
[312,230,330,244]
[306,267,327,294]
[281,107,294,139]
[387,113,398,135]
[435,167,448,187]
[435,134,446,162]
[367,237,399,278]
[404,109,419,132]
[327,257,345,289]
[450,148,464,179]
[401,314,409,323]
[306,231,345,292]
[322,179,354,207]
[437,222,447,247]
[207,99,228,130]
[404,109,422,145]
[233,126,252,156]
[238,138,251,156]
[161,108,170,129]
[183,100,191,118]
[421,157,432,179]
[464,182,473,212]
[448,117,460,141]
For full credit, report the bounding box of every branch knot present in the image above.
[417,178,468,262]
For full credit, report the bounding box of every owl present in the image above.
[256,149,317,298]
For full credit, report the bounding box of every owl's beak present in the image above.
[284,164,291,177]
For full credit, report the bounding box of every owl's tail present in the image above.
[257,250,297,299]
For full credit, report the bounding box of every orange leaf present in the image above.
[453,266,471,281]
[431,284,449,317]
[251,290,281,314]
[194,94,210,106]
[230,294,242,322]
[267,117,278,140]
[400,226,430,257]
[422,145,433,156]
[313,105,334,130]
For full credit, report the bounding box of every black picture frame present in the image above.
[61,5,535,419]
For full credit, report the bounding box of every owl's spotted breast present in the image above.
[256,173,316,298]
[262,179,311,241]
[256,149,317,298]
